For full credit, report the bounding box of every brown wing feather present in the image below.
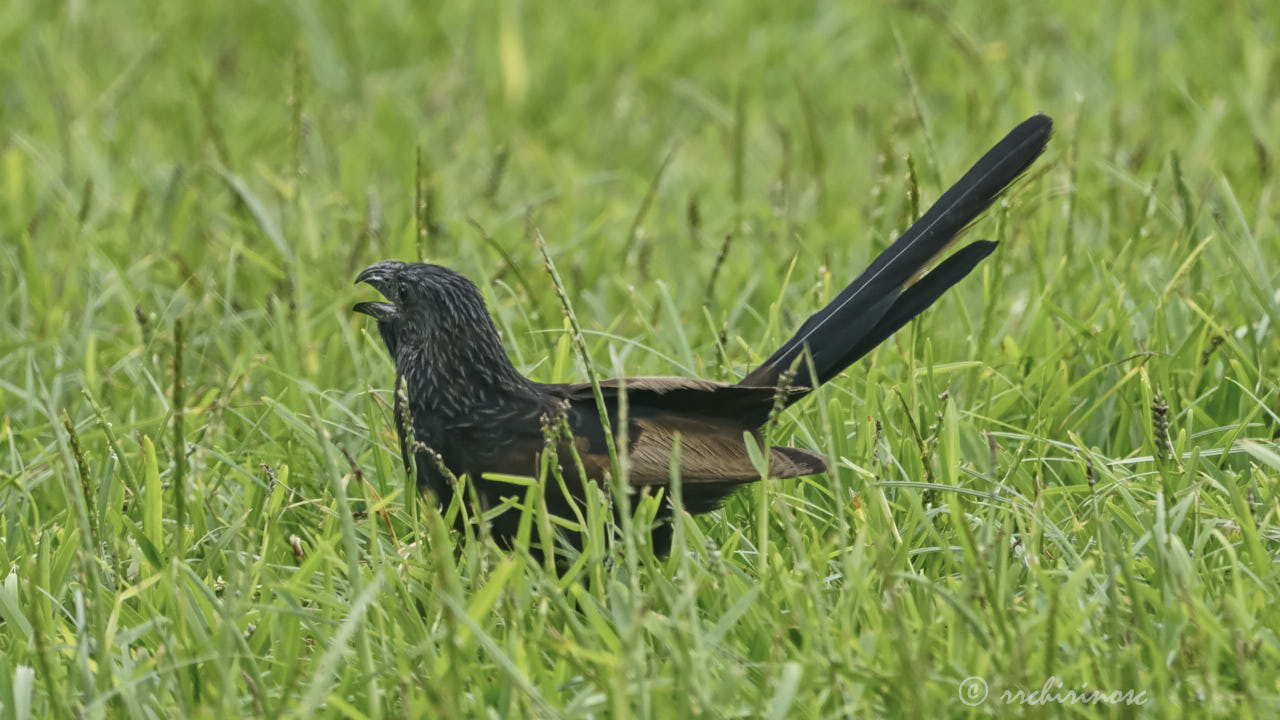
[625,415,828,485]
[555,376,827,487]
[595,376,726,393]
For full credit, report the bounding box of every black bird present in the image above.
[355,114,1052,556]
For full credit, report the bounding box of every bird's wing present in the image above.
[617,412,827,485]
[552,377,827,486]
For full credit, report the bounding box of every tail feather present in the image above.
[818,240,998,384]
[740,114,1052,391]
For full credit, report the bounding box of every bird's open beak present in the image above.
[354,261,402,319]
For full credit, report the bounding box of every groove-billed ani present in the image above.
[355,114,1052,556]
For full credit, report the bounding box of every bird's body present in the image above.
[358,275,827,548]
[355,114,1053,556]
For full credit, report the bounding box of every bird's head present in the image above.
[356,257,489,317]
[354,259,533,399]
[354,259,511,358]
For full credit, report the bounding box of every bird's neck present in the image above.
[397,320,540,419]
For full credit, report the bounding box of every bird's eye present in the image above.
[396,281,408,301]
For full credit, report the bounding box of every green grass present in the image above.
[3,1,1280,717]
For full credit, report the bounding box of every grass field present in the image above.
[3,1,1280,717]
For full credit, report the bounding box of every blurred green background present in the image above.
[2,1,1278,717]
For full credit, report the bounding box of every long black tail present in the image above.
[740,113,1052,391]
